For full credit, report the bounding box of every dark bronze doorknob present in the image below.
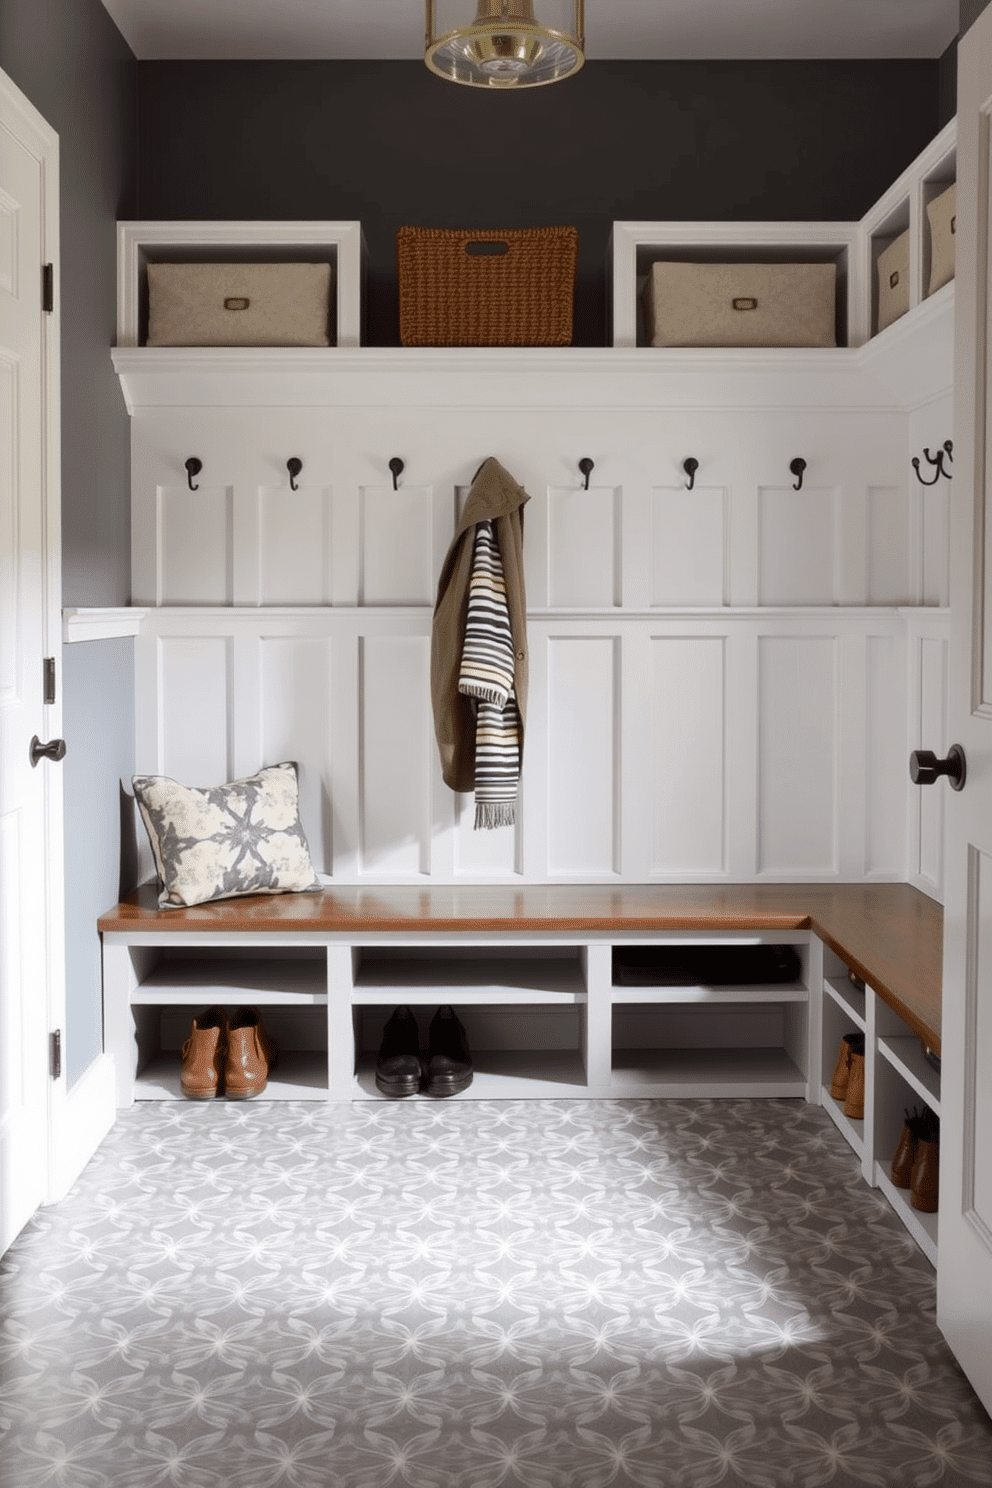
[909,744,966,790]
[30,735,66,768]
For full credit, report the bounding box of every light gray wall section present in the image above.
[961,0,992,32]
[0,1,137,1085]
[62,641,138,1082]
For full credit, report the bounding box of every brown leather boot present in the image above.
[891,1108,921,1188]
[181,1006,228,1099]
[830,1032,862,1099]
[843,1046,866,1119]
[911,1110,940,1212]
[225,1006,277,1099]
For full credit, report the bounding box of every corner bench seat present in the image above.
[100,880,941,1054]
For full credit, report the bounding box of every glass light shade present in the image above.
[425,0,584,88]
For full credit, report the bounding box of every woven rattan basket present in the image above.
[397,225,578,346]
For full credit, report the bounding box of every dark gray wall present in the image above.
[138,58,949,346]
[0,0,137,1084]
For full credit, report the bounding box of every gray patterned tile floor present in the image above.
[1,1097,991,1487]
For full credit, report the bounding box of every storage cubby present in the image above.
[116,220,367,349]
[612,120,957,352]
[105,945,332,1102]
[922,147,957,304]
[860,118,957,339]
[820,970,867,1161]
[348,945,590,1099]
[103,927,816,1106]
[819,946,940,1264]
[609,221,859,348]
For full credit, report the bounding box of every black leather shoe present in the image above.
[375,1006,423,1097]
[424,1005,473,1097]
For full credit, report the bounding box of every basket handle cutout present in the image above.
[465,241,510,256]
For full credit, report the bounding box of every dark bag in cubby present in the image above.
[613,943,802,988]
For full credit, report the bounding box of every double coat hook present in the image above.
[286,457,303,491]
[184,457,202,491]
[682,457,699,491]
[912,440,953,486]
[790,457,807,491]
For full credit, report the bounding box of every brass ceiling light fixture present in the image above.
[425,0,585,88]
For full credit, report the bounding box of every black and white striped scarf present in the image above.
[458,519,520,829]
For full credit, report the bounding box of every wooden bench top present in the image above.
[99,881,943,1054]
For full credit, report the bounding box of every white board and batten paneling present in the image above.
[134,599,912,890]
[117,178,955,901]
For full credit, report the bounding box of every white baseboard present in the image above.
[47,1053,117,1203]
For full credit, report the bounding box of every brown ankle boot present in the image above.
[891,1108,921,1188]
[225,1006,277,1099]
[181,1006,228,1099]
[830,1032,862,1100]
[910,1110,940,1212]
[843,1045,866,1119]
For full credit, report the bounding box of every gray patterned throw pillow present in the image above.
[132,761,321,908]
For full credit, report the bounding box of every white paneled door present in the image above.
[938,9,992,1415]
[0,71,62,1255]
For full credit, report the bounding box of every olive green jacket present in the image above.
[430,457,530,793]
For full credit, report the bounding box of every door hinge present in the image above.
[42,263,54,313]
[43,656,56,705]
[50,1030,62,1080]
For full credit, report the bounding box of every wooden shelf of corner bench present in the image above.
[99,879,942,1053]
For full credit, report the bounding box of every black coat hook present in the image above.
[912,456,941,487]
[578,457,594,490]
[389,457,404,491]
[790,457,807,491]
[683,457,699,491]
[913,441,954,485]
[287,457,303,491]
[184,457,202,491]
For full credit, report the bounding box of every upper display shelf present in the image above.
[116,220,367,349]
[611,119,957,351]
[116,120,955,357]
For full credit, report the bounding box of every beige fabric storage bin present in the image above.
[927,183,956,296]
[146,262,333,346]
[876,230,910,332]
[642,261,837,348]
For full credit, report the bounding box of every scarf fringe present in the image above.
[474,801,516,831]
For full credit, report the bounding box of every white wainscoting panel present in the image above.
[757,634,837,875]
[867,486,912,605]
[359,634,433,876]
[158,485,233,605]
[545,485,620,609]
[132,610,915,886]
[258,486,332,606]
[453,790,520,878]
[360,485,443,607]
[865,632,906,876]
[922,483,951,607]
[909,391,953,609]
[545,636,619,876]
[648,635,726,874]
[259,637,333,872]
[651,487,728,607]
[758,486,838,606]
[158,635,231,786]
